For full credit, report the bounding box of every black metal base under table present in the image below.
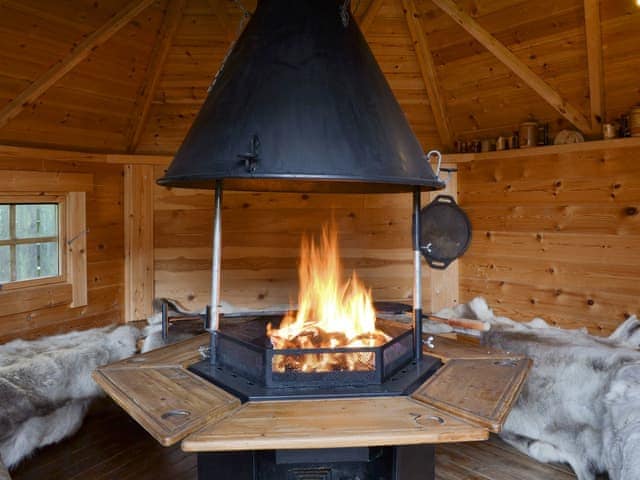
[197,444,435,480]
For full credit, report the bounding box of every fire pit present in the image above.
[190,316,440,401]
[189,224,441,401]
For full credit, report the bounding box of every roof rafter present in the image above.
[0,0,156,130]
[584,0,605,134]
[402,0,452,149]
[127,0,187,153]
[432,0,593,135]
[358,0,385,34]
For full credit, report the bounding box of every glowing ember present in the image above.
[267,223,390,372]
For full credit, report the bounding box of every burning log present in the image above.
[267,224,391,374]
[269,324,387,373]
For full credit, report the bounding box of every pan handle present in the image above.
[426,257,452,270]
[426,150,442,178]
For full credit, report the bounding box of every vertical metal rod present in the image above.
[161,301,168,341]
[412,187,423,361]
[208,180,223,332]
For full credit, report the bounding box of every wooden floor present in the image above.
[12,399,577,480]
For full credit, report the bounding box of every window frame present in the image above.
[0,169,92,315]
[0,194,67,290]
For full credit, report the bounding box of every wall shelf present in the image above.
[444,137,640,163]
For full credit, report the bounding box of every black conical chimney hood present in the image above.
[158,0,444,193]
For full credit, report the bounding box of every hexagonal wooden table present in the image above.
[93,333,530,479]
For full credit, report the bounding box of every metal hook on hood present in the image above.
[426,150,442,178]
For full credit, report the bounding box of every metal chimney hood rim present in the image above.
[156,173,446,192]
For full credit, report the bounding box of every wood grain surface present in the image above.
[93,365,240,447]
[92,333,533,451]
[182,397,489,452]
[412,358,531,432]
[124,164,155,321]
[0,1,636,153]
[424,335,520,363]
[0,155,125,343]
[106,333,210,369]
[458,142,640,334]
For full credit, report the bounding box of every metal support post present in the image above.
[208,180,224,360]
[412,187,423,361]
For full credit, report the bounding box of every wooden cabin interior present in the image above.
[1,0,639,479]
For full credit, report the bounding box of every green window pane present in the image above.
[0,205,9,240]
[16,204,58,239]
[0,245,9,283]
[16,242,59,281]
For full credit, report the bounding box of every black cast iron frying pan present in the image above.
[419,195,471,269]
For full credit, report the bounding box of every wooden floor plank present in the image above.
[11,398,578,480]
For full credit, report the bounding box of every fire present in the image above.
[267,223,390,372]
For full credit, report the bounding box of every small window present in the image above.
[0,201,63,286]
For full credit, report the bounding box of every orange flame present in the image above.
[267,223,389,372]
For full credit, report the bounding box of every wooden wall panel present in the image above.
[0,154,125,343]
[458,143,640,334]
[153,165,452,313]
[428,170,459,311]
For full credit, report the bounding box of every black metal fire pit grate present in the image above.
[188,316,441,402]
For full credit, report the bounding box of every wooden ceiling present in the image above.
[0,0,638,155]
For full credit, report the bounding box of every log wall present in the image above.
[458,141,640,334]
[0,155,124,342]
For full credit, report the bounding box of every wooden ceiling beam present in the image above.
[402,0,452,149]
[584,0,605,134]
[0,0,156,130]
[359,0,385,34]
[431,0,593,135]
[127,0,187,153]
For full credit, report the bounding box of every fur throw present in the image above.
[0,459,8,480]
[0,325,139,469]
[437,298,640,480]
